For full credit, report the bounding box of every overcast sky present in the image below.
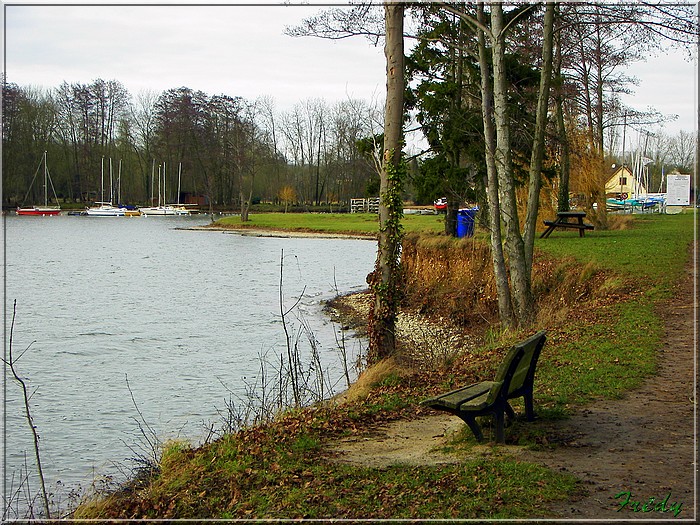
[3,1,697,149]
[3,3,387,107]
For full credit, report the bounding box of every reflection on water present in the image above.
[4,215,375,512]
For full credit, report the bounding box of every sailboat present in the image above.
[114,159,141,216]
[85,158,125,216]
[16,151,62,216]
[140,161,190,216]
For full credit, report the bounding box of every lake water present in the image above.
[3,214,376,514]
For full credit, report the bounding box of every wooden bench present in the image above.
[421,330,547,443]
[540,211,594,238]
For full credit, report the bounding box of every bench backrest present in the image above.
[486,330,547,404]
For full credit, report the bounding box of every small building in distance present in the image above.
[604,165,646,199]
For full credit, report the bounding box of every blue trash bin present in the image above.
[456,207,477,238]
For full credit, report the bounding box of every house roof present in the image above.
[605,165,646,195]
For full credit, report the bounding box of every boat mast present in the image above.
[177,162,182,205]
[620,113,627,197]
[157,164,162,207]
[150,159,156,206]
[163,161,167,207]
[109,158,114,205]
[118,159,122,205]
[43,150,48,206]
[101,157,105,203]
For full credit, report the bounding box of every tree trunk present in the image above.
[523,1,555,274]
[477,3,514,327]
[592,18,609,229]
[368,2,404,363]
[445,200,459,236]
[491,4,534,325]
[240,188,252,222]
[554,27,571,213]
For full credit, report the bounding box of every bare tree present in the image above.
[667,130,696,171]
[284,2,384,44]
[555,2,696,223]
[231,100,260,222]
[474,3,513,325]
[3,301,51,519]
[439,2,544,326]
[129,89,159,195]
[523,2,555,274]
[487,4,537,325]
[367,2,405,361]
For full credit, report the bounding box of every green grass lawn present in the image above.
[215,212,446,235]
[535,212,694,290]
[532,211,695,407]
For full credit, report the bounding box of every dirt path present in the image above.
[329,245,697,520]
[517,247,696,519]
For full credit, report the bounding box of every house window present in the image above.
[619,177,627,185]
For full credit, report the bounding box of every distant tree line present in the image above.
[2,79,384,210]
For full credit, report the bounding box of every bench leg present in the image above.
[504,402,516,421]
[523,393,536,421]
[458,414,484,443]
[495,410,506,444]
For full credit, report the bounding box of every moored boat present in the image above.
[85,202,126,216]
[434,197,447,212]
[140,161,190,216]
[16,206,61,216]
[85,158,125,216]
[17,151,61,216]
[140,205,189,216]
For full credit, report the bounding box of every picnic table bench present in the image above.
[540,211,594,238]
[421,330,547,443]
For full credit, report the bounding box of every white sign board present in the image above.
[666,174,691,206]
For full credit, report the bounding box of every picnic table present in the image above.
[540,211,594,238]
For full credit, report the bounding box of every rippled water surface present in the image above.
[3,215,376,506]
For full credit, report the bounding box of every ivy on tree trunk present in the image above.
[367,2,405,363]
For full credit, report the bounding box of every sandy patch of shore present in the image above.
[186,224,376,241]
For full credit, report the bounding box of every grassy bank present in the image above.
[404,212,694,409]
[75,211,695,519]
[532,212,694,406]
[213,211,445,236]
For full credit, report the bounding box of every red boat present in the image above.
[16,151,61,216]
[16,206,61,216]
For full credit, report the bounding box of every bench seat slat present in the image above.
[422,381,498,410]
[458,389,492,411]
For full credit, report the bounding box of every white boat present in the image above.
[140,161,190,216]
[85,158,125,216]
[140,205,189,216]
[16,151,61,216]
[85,202,126,216]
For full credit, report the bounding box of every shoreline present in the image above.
[185,224,377,241]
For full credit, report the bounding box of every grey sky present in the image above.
[3,1,697,146]
[4,3,386,108]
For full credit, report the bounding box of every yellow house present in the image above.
[605,166,646,198]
